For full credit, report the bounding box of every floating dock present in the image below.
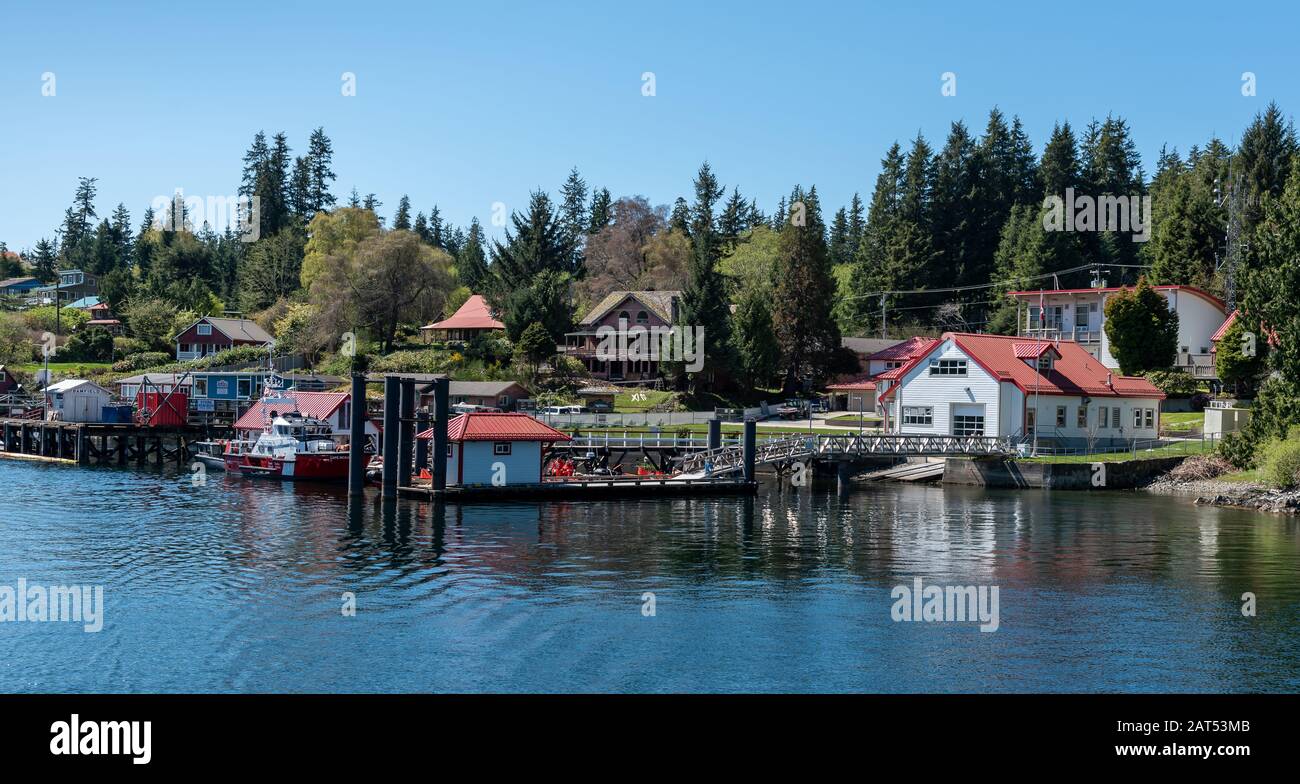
[397,476,758,501]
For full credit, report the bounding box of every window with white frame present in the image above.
[1077,406,1087,428]
[1144,409,1155,429]
[197,323,212,336]
[493,442,512,455]
[1037,355,1053,372]
[1133,408,1142,428]
[902,406,933,426]
[1056,406,1066,427]
[929,359,967,376]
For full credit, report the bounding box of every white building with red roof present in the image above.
[826,336,937,412]
[881,332,1165,448]
[1006,284,1228,379]
[417,412,571,486]
[233,391,379,440]
[420,294,505,342]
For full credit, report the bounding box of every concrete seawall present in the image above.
[943,456,1188,489]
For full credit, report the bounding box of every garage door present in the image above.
[951,404,985,436]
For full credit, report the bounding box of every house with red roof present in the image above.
[1006,284,1228,379]
[417,412,571,486]
[420,294,505,343]
[881,332,1165,447]
[826,336,937,412]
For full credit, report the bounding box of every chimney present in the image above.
[1106,372,1113,389]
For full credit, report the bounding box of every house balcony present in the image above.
[1022,326,1102,344]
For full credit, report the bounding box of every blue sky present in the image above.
[1,0,1296,251]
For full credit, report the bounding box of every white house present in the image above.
[1006,285,1228,380]
[826,336,938,413]
[418,412,572,486]
[44,379,112,423]
[880,333,1165,448]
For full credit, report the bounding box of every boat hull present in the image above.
[224,452,351,481]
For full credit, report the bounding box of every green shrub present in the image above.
[1142,369,1199,398]
[113,337,150,356]
[112,351,173,373]
[22,306,89,334]
[1257,433,1300,489]
[62,327,114,362]
[1217,431,1257,470]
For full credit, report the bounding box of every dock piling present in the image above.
[742,419,756,482]
[414,409,429,474]
[397,378,415,490]
[431,377,448,492]
[381,376,400,499]
[347,373,367,496]
[707,418,721,451]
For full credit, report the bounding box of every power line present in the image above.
[840,262,1152,302]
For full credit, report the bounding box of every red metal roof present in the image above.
[924,333,1163,399]
[1011,341,1057,359]
[417,412,572,442]
[867,335,936,361]
[826,379,877,391]
[233,391,350,431]
[1006,284,1226,312]
[1210,310,1238,343]
[424,295,504,331]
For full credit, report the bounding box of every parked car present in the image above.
[585,400,613,413]
[540,405,583,416]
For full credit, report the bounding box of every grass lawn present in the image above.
[1219,468,1266,485]
[1020,440,1214,464]
[612,389,679,413]
[825,413,882,427]
[13,361,114,375]
[1161,412,1203,432]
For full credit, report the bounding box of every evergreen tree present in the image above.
[457,218,489,293]
[730,287,779,388]
[717,187,749,248]
[846,142,906,330]
[668,197,691,236]
[413,213,431,243]
[31,238,57,282]
[678,162,732,385]
[1103,277,1179,375]
[392,196,412,231]
[1236,101,1297,232]
[288,156,313,217]
[486,191,576,301]
[559,167,589,271]
[305,127,337,213]
[772,186,841,390]
[828,207,851,267]
[587,187,612,234]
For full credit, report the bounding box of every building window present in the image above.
[636,310,649,325]
[194,378,207,397]
[885,361,902,370]
[618,310,630,323]
[1133,408,1142,428]
[1077,406,1087,428]
[237,378,251,398]
[447,444,454,457]
[928,359,967,376]
[1144,409,1155,429]
[953,415,984,437]
[498,395,511,408]
[1037,355,1053,372]
[1112,407,1120,429]
[1056,406,1066,427]
[197,323,212,336]
[902,406,933,426]
[1200,346,1209,354]
[1100,406,1109,428]
[493,442,512,455]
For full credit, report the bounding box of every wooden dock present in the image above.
[0,418,215,467]
[397,476,758,501]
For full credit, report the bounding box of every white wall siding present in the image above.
[998,383,1025,438]
[894,340,1002,437]
[1027,395,1162,443]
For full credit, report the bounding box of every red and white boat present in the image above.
[224,411,351,481]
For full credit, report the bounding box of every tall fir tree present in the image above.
[772,186,841,390]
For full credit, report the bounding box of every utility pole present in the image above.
[879,294,887,340]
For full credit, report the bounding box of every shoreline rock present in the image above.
[1145,475,1300,514]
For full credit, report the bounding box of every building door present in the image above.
[951,403,985,437]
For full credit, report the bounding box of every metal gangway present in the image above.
[680,433,1014,476]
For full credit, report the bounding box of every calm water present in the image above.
[1,458,1298,693]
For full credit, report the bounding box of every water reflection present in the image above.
[0,459,1297,693]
